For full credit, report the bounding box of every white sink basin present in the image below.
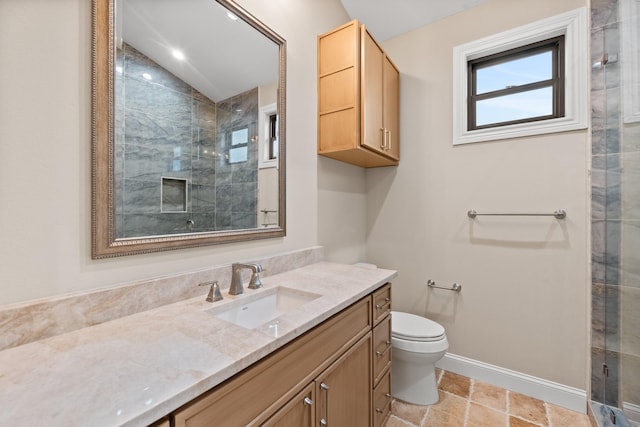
[208,287,321,329]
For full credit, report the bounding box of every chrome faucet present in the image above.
[229,262,263,295]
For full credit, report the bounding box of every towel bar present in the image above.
[427,280,462,292]
[467,209,566,219]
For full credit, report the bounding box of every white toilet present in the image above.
[391,311,448,405]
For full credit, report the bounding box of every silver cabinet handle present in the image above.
[376,341,391,357]
[380,128,385,149]
[386,129,392,151]
[320,382,330,425]
[375,297,391,309]
[375,392,392,413]
[303,396,313,406]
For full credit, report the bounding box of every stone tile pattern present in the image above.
[214,87,260,231]
[0,246,324,351]
[115,43,259,237]
[386,370,592,427]
[590,0,640,414]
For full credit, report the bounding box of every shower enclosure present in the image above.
[591,0,640,425]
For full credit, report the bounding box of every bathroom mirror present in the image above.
[92,0,286,258]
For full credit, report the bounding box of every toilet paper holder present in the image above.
[427,280,462,292]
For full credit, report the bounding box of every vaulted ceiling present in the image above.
[339,0,489,41]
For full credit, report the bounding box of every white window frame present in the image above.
[258,102,278,169]
[452,8,588,145]
[622,0,640,123]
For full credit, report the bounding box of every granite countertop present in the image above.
[0,262,396,426]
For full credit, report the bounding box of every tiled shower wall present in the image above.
[214,89,259,231]
[114,44,258,237]
[590,0,640,418]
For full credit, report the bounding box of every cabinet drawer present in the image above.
[173,297,371,427]
[373,370,391,427]
[372,314,391,386]
[372,283,391,325]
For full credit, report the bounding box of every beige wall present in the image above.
[0,0,350,305]
[0,0,590,392]
[366,0,590,389]
[318,156,367,263]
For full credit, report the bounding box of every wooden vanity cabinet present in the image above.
[171,284,393,427]
[318,20,400,168]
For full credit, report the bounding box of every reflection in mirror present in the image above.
[92,0,286,258]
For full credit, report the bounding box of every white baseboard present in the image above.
[623,401,640,423]
[436,353,587,414]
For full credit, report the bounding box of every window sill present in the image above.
[456,115,587,145]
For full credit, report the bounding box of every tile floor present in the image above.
[386,370,592,427]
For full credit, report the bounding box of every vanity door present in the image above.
[314,333,372,427]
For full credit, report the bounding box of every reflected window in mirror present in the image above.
[269,114,278,160]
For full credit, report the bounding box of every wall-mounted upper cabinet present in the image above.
[318,20,400,168]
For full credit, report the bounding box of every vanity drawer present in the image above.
[373,369,392,427]
[372,313,391,386]
[372,283,391,325]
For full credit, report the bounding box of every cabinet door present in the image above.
[315,333,372,427]
[262,384,315,427]
[362,29,385,156]
[383,56,400,160]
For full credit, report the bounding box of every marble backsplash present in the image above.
[0,247,324,352]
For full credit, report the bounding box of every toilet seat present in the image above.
[391,311,445,342]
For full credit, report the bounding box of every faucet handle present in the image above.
[247,271,262,289]
[199,281,223,302]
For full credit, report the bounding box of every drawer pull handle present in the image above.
[320,382,329,425]
[375,394,392,414]
[304,397,313,406]
[375,298,391,310]
[376,342,391,357]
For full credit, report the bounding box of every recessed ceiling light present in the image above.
[172,49,185,61]
[226,11,238,21]
[142,73,152,80]
[116,66,123,74]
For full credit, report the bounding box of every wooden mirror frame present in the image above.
[91,0,286,258]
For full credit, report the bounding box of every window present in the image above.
[468,36,565,130]
[452,8,587,145]
[227,127,249,163]
[259,103,278,168]
[268,113,278,160]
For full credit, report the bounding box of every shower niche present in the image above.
[161,178,188,213]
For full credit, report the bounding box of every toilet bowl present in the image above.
[391,311,448,405]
